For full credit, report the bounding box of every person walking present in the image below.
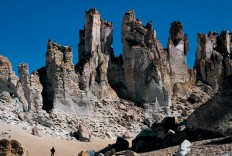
[50,147,55,156]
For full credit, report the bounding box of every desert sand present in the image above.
[0,121,119,156]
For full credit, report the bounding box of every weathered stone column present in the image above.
[168,21,189,84]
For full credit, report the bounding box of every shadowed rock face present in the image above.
[122,10,173,106]
[190,31,232,133]
[76,8,118,101]
[188,75,232,136]
[195,31,232,91]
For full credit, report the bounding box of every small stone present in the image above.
[122,131,133,139]
[125,150,140,156]
[118,104,126,110]
[32,126,40,137]
[175,140,191,156]
[78,151,88,156]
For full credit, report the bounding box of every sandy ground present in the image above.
[2,121,232,156]
[0,121,120,156]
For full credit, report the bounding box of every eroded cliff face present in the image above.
[18,63,43,112]
[121,10,172,107]
[45,40,81,111]
[0,55,18,95]
[195,31,232,91]
[76,8,118,101]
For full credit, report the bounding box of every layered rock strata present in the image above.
[195,31,232,91]
[76,8,118,101]
[122,10,172,106]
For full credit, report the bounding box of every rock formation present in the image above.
[121,10,172,106]
[76,8,118,101]
[168,21,189,84]
[195,30,232,91]
[18,63,43,112]
[189,31,232,135]
[188,74,232,136]
[2,8,232,145]
[0,139,30,156]
[43,40,81,111]
[0,55,18,95]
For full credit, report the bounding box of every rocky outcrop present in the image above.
[76,8,118,101]
[0,139,30,156]
[194,31,232,91]
[44,40,81,111]
[0,55,18,96]
[122,10,172,106]
[18,63,43,112]
[168,21,189,84]
[188,74,232,136]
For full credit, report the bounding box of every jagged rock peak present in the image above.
[168,21,189,84]
[101,20,113,27]
[17,62,43,112]
[76,8,118,101]
[43,40,82,111]
[169,21,189,55]
[86,8,99,15]
[0,55,13,79]
[169,21,184,44]
[0,55,18,95]
[195,30,232,90]
[18,63,29,81]
[46,40,74,71]
[122,10,172,106]
[123,9,136,22]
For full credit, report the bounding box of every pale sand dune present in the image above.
[0,121,117,156]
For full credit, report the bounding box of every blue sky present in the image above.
[1,0,232,74]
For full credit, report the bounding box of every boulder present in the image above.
[115,137,129,152]
[32,126,40,137]
[0,91,11,103]
[175,140,191,156]
[122,131,133,139]
[125,150,140,156]
[132,128,158,152]
[78,151,89,156]
[86,150,95,156]
[187,93,201,104]
[78,123,90,142]
[0,139,30,156]
[33,116,52,128]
